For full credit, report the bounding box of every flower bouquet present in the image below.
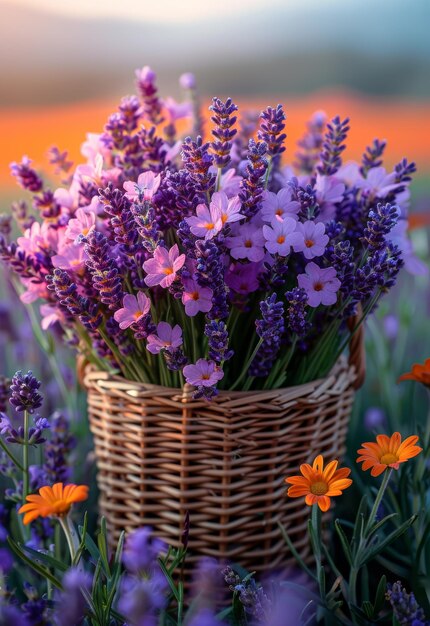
[0,66,418,567]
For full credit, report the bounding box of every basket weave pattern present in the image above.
[85,344,362,572]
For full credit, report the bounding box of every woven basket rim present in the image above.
[83,355,355,401]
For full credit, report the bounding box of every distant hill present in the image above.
[0,0,429,105]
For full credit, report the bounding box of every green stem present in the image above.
[58,516,77,561]
[0,438,24,471]
[22,410,29,501]
[365,469,393,536]
[348,566,359,608]
[215,167,222,192]
[229,338,263,390]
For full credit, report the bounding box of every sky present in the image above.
[9,0,300,22]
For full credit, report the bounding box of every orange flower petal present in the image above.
[317,496,331,512]
[312,455,324,473]
[323,459,339,482]
[370,464,387,477]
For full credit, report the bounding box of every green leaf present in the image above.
[21,544,68,572]
[84,530,101,563]
[361,515,417,565]
[373,575,387,615]
[361,600,374,619]
[7,537,63,590]
[277,522,316,581]
[334,519,353,566]
[97,517,111,578]
[367,512,398,538]
[157,557,180,602]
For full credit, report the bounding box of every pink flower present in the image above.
[261,188,300,223]
[210,191,243,227]
[209,168,241,196]
[183,359,224,387]
[225,262,260,294]
[163,97,192,122]
[40,304,64,330]
[65,208,96,243]
[17,222,61,256]
[146,322,183,354]
[225,223,265,262]
[179,72,196,90]
[135,66,156,86]
[185,204,221,240]
[356,166,400,197]
[20,279,49,304]
[263,217,302,256]
[123,171,161,203]
[52,245,86,272]
[81,132,111,166]
[315,174,345,221]
[182,279,213,316]
[143,244,185,288]
[161,140,182,164]
[293,221,329,259]
[297,262,341,308]
[114,292,151,329]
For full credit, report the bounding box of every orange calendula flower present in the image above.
[18,483,89,525]
[356,432,422,477]
[398,358,430,387]
[285,454,352,512]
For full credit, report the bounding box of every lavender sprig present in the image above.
[9,371,42,415]
[210,97,238,169]
[84,231,124,310]
[181,136,215,195]
[239,139,268,218]
[363,202,399,249]
[249,294,285,377]
[360,139,387,176]
[317,116,350,176]
[10,157,43,192]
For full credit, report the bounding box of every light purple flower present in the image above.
[263,216,302,256]
[40,304,65,330]
[123,527,167,574]
[146,322,183,354]
[357,166,400,197]
[54,568,91,626]
[388,220,428,276]
[143,244,186,288]
[210,191,243,227]
[52,244,86,272]
[114,292,151,329]
[219,168,241,196]
[297,262,340,307]
[17,221,61,256]
[179,72,196,90]
[183,359,224,387]
[123,171,161,203]
[135,65,156,85]
[163,97,192,122]
[185,204,222,240]
[225,262,260,294]
[315,174,345,221]
[364,407,386,431]
[225,223,265,262]
[261,188,300,223]
[383,314,399,340]
[293,220,329,258]
[182,279,213,317]
[65,208,96,243]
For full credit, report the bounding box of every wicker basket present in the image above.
[83,326,364,573]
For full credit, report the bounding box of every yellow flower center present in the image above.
[380,452,398,465]
[133,310,143,319]
[221,213,228,224]
[310,480,328,496]
[82,227,90,236]
[277,235,286,244]
[275,209,283,216]
[205,222,215,230]
[305,239,314,248]
[163,267,174,275]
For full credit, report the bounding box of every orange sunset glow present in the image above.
[1,92,429,190]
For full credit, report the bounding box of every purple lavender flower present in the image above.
[204,321,233,364]
[0,412,49,445]
[386,581,428,626]
[294,220,329,259]
[0,377,10,413]
[47,268,103,331]
[263,217,302,257]
[258,104,286,161]
[0,214,12,239]
[118,576,167,626]
[383,314,399,340]
[163,348,188,372]
[360,139,387,176]
[11,201,35,231]
[0,603,29,626]
[135,66,163,124]
[194,239,229,320]
[53,568,91,626]
[225,222,266,262]
[182,278,213,316]
[43,412,76,483]
[317,116,350,176]
[210,97,238,169]
[285,288,309,337]
[249,294,285,377]
[394,158,417,184]
[21,584,49,625]
[261,188,300,223]
[363,202,399,249]
[181,136,215,194]
[114,292,151,330]
[10,156,43,192]
[295,110,327,174]
[9,371,42,414]
[84,230,124,309]
[183,359,223,388]
[99,185,139,257]
[0,548,13,574]
[239,139,268,218]
[180,72,196,90]
[33,190,61,221]
[123,527,167,575]
[48,146,73,177]
[364,407,386,431]
[119,95,143,132]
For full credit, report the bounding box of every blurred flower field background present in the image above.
[1,0,430,623]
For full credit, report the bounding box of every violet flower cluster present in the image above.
[1,66,423,398]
